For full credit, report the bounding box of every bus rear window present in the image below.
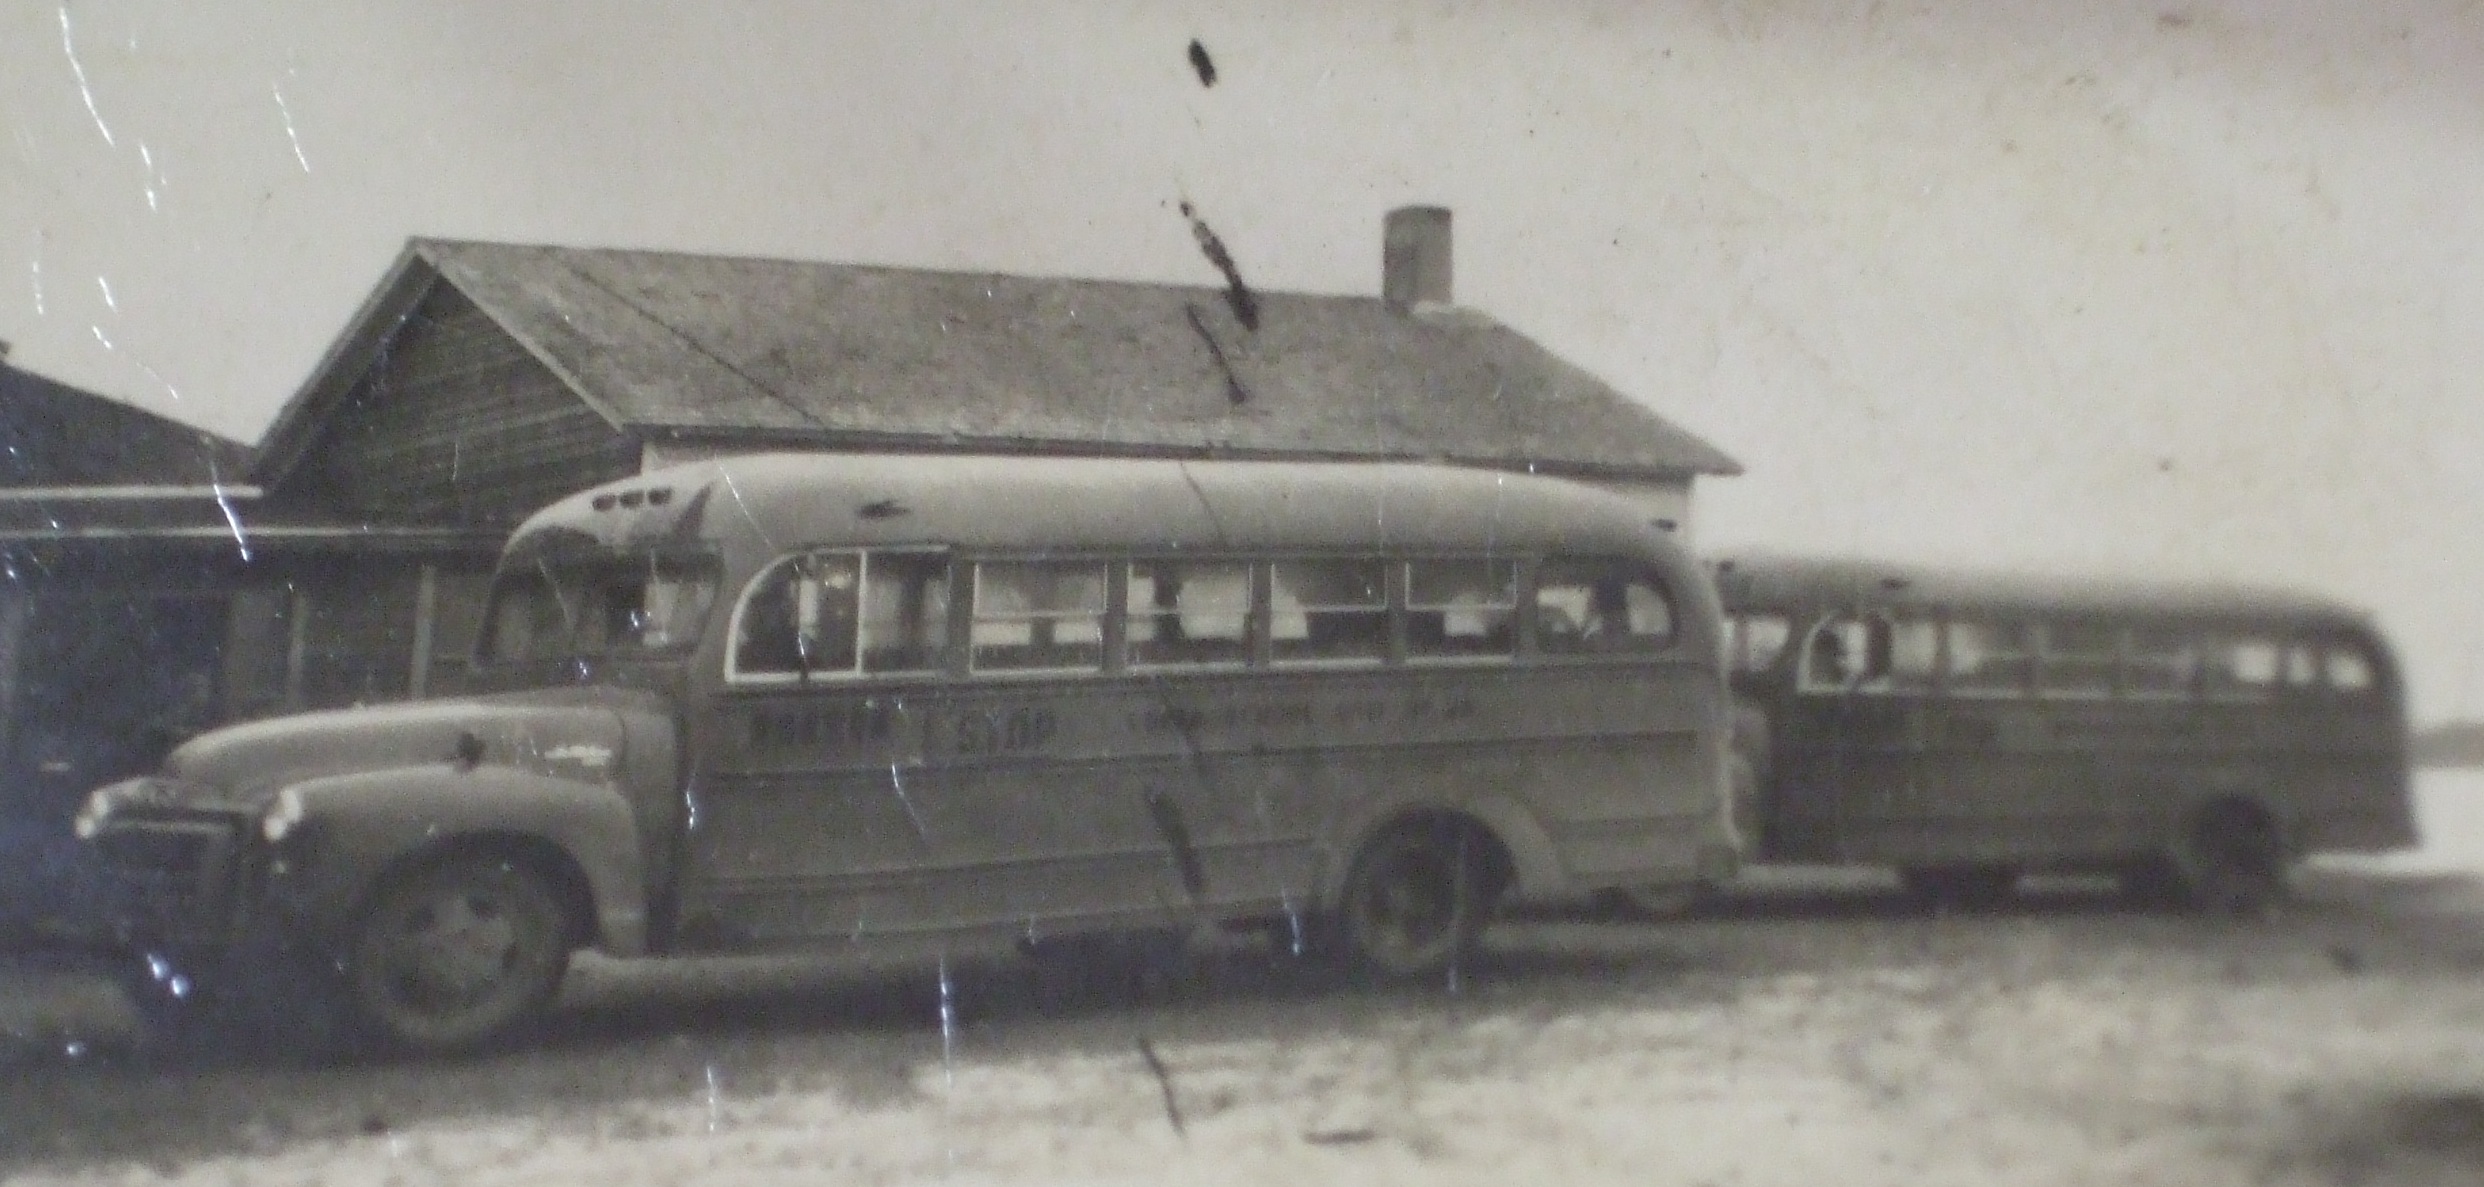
[971,562,1108,673]
[2326,645,2377,694]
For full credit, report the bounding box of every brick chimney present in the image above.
[1382,206,1453,313]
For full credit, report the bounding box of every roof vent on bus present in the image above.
[857,498,910,520]
[591,494,618,511]
[1879,576,1910,591]
[1654,518,1678,533]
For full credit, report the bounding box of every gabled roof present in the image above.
[253,239,1740,487]
[0,360,253,487]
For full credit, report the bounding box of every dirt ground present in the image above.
[7,868,2484,1187]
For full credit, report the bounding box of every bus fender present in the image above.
[264,765,649,957]
[1320,793,1569,905]
[1459,795,1570,900]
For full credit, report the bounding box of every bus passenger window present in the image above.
[2283,644,2320,690]
[1128,561,1252,668]
[1739,614,1792,673]
[860,551,950,674]
[1884,619,1940,690]
[971,562,1108,672]
[732,552,860,679]
[2325,645,2376,694]
[1798,618,1868,690]
[1270,560,1387,664]
[1946,621,2034,696]
[2038,621,2118,698]
[2202,638,2280,700]
[1534,560,1676,655]
[1405,559,1517,660]
[2125,628,2197,698]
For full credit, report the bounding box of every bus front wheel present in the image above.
[1333,820,1497,983]
[344,852,573,1056]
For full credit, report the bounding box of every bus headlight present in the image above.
[262,786,307,844]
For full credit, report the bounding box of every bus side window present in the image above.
[2202,638,2280,700]
[2325,644,2377,694]
[2282,644,2320,692]
[1883,618,1940,691]
[1405,558,1517,660]
[1946,620,2033,696]
[732,551,861,680]
[860,551,950,674]
[2038,621,2118,699]
[1534,559,1675,655]
[1128,560,1252,668]
[2124,627,2197,698]
[1270,559,1388,665]
[970,561,1108,673]
[1798,617,1869,691]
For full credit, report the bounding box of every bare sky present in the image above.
[2,0,2480,718]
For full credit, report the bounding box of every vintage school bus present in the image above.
[1710,554,2416,910]
[77,455,1736,1054]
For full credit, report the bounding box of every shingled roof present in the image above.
[254,238,1738,488]
[0,357,252,488]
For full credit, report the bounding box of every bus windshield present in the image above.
[480,554,719,665]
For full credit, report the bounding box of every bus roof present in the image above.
[505,453,1684,564]
[1707,552,2374,630]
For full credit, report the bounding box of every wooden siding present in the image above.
[273,281,639,530]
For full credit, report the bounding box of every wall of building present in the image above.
[274,282,638,530]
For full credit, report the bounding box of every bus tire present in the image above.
[1333,819,1496,984]
[2172,803,2288,917]
[342,851,572,1057]
[1900,864,2019,907]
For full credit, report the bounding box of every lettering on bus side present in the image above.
[746,700,898,751]
[953,705,1060,756]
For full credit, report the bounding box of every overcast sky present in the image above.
[2,0,2480,720]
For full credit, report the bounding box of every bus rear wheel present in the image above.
[344,853,572,1056]
[1333,821,1495,983]
[2171,805,2289,917]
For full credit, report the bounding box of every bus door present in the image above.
[1778,612,1928,862]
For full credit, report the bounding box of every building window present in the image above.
[1127,560,1252,668]
[970,560,1107,673]
[1270,559,1388,665]
[1405,558,1517,660]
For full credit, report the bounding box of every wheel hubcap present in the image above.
[386,891,521,1009]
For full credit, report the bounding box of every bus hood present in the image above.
[146,688,667,810]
